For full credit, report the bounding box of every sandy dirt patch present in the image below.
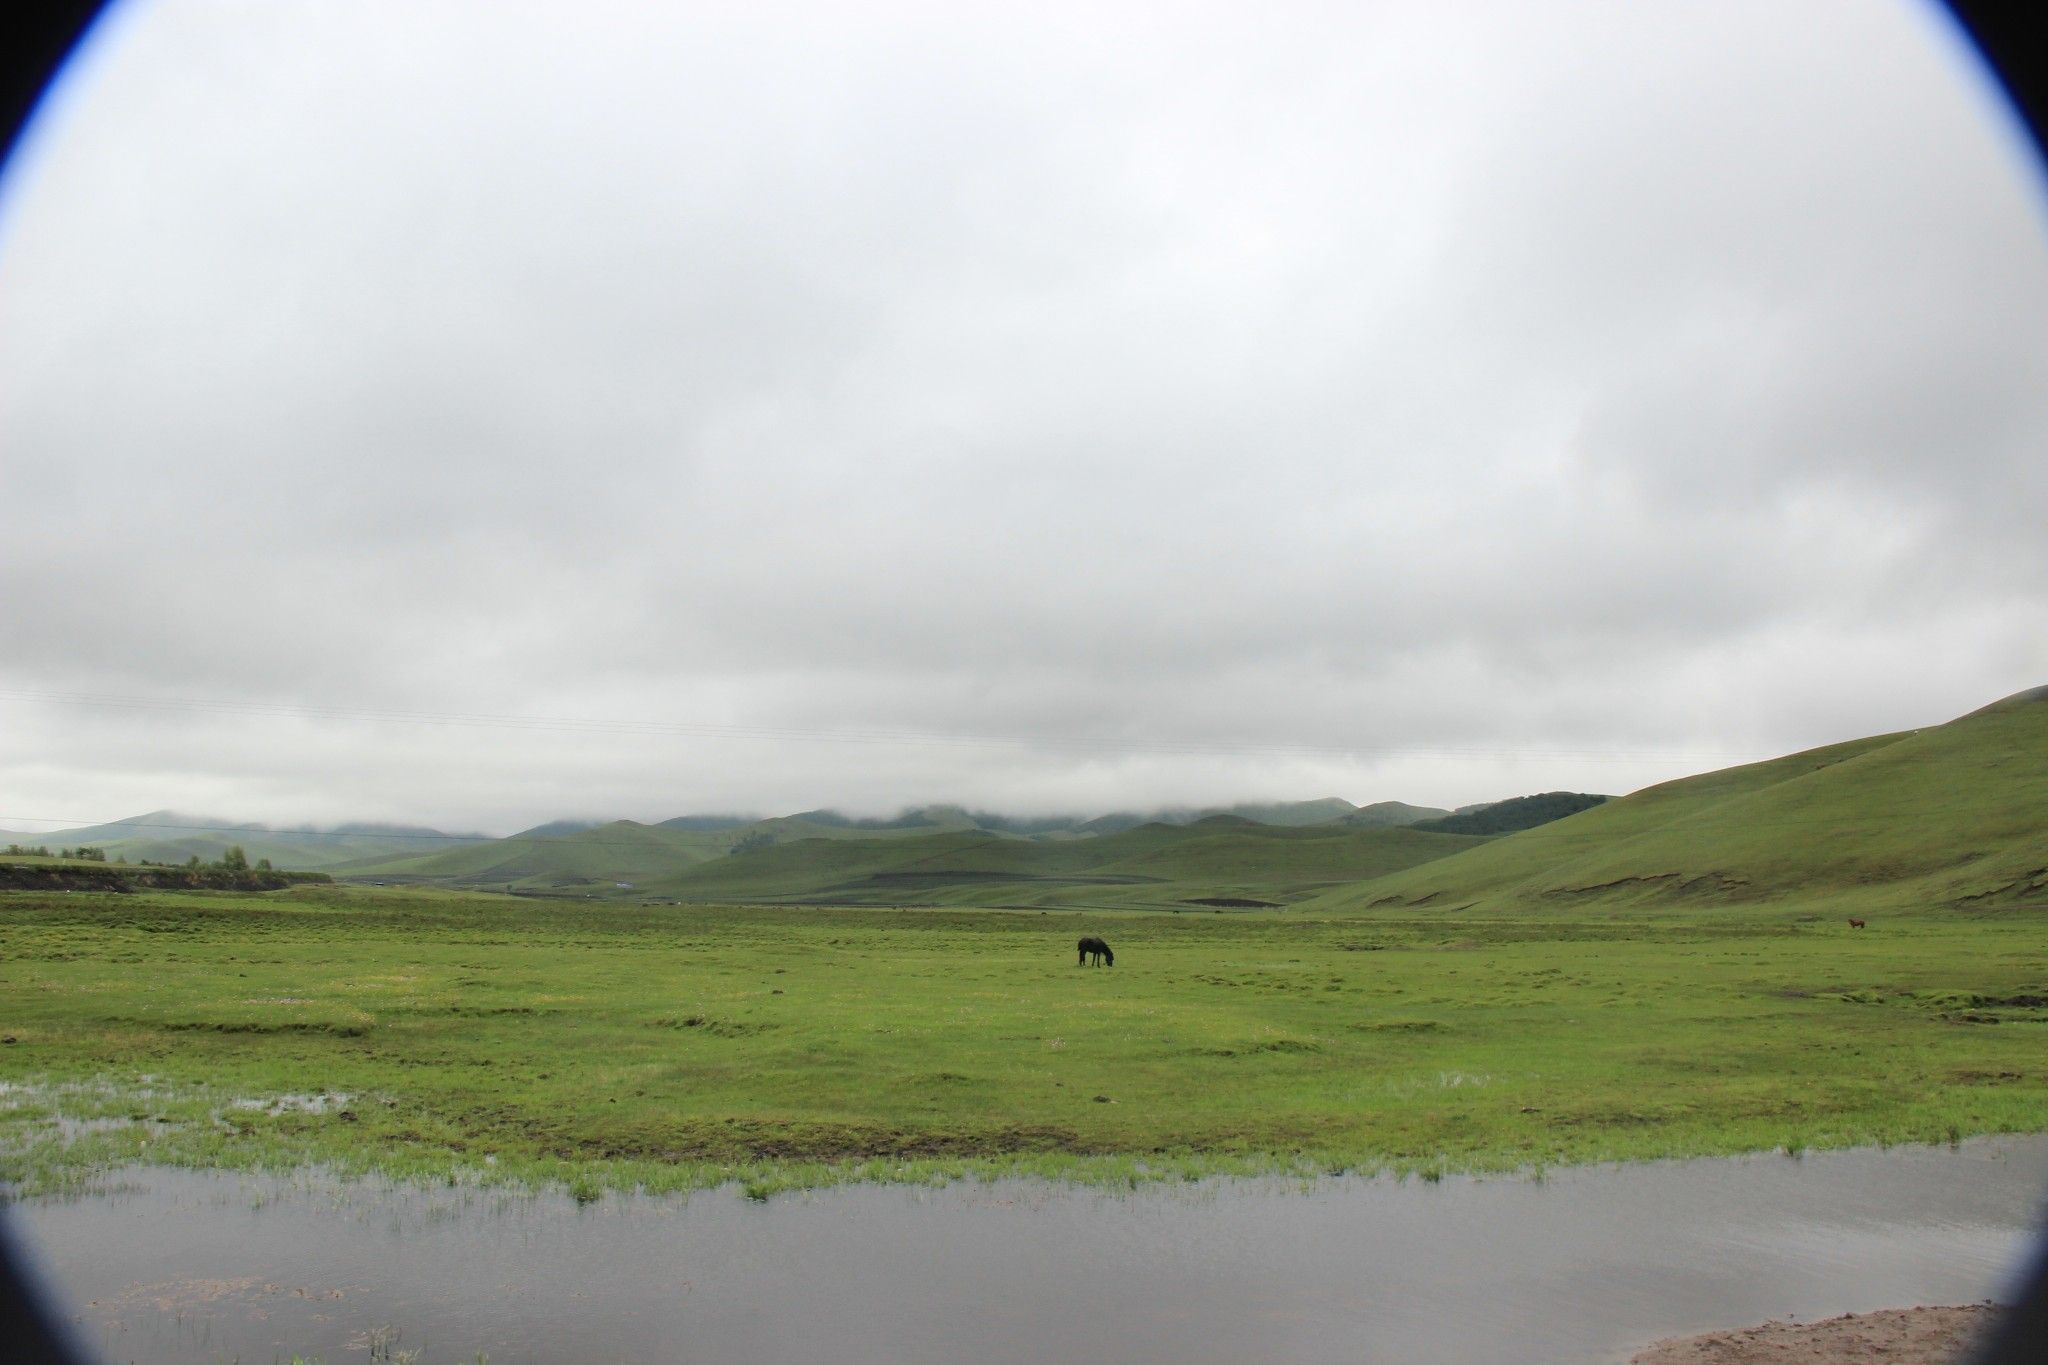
[1630,1303,1999,1363]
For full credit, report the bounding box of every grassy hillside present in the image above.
[1210,797,1360,826]
[1089,823,1487,882]
[337,819,733,889]
[60,797,1468,894]
[743,813,998,843]
[1410,791,1610,835]
[1315,686,2048,915]
[647,820,1487,909]
[342,803,1468,901]
[341,811,1046,890]
[0,811,485,870]
[1335,800,1452,827]
[1075,798,1362,835]
[296,683,2048,910]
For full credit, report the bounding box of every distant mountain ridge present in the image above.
[1410,792,1610,835]
[637,821,1490,910]
[1338,801,1454,827]
[330,793,1553,894]
[18,685,2041,916]
[656,814,761,832]
[6,788,1598,888]
[0,810,488,870]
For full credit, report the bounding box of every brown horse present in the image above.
[1077,936,1113,966]
[1848,918,1866,929]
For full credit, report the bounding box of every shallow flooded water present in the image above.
[7,1136,2048,1364]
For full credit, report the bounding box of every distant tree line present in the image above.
[1,842,320,893]
[1411,792,1610,836]
[3,843,285,870]
[4,844,111,861]
[123,845,276,872]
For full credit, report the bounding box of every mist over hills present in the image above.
[657,799,1391,838]
[657,814,761,833]
[633,821,1490,909]
[12,685,2040,914]
[0,811,489,869]
[1410,793,1609,836]
[510,819,613,839]
[0,786,1639,898]
[331,797,1478,894]
[324,667,2048,910]
[1336,801,1456,828]
[479,800,1408,846]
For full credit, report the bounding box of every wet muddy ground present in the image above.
[7,1135,2047,1364]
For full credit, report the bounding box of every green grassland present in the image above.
[1,884,2044,1200]
[3,686,2043,1200]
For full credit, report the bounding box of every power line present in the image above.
[0,803,2001,853]
[0,686,1772,764]
[0,815,499,843]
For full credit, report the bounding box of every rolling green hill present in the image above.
[143,684,2047,910]
[1206,797,1361,826]
[643,819,1488,908]
[337,798,1457,895]
[0,811,485,870]
[1311,685,2048,916]
[1409,791,1610,835]
[1074,798,1364,834]
[1333,800,1453,827]
[335,819,733,889]
[338,808,1008,889]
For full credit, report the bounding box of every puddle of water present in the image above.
[225,1091,351,1117]
[48,1116,176,1141]
[0,1075,183,1104]
[5,1136,2047,1365]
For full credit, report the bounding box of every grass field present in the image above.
[3,884,2044,1201]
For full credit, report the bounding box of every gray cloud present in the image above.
[2,0,2044,833]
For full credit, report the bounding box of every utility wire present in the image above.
[0,816,502,843]
[0,803,1999,853]
[0,686,1773,764]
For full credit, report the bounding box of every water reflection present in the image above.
[8,1136,2047,1364]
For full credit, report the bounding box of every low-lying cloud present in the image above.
[2,0,2043,834]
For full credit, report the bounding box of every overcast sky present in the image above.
[2,0,2044,835]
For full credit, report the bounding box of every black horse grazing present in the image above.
[1078,936,1113,967]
